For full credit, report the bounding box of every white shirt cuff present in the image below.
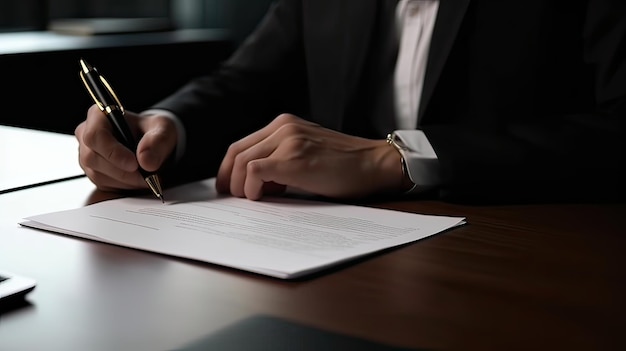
[393,130,440,190]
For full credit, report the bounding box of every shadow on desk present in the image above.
[176,315,428,351]
[0,298,35,316]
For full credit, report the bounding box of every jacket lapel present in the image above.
[303,0,378,130]
[418,0,471,124]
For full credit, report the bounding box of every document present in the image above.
[20,179,465,279]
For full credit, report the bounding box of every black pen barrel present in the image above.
[82,69,115,108]
[107,108,152,179]
[106,108,138,154]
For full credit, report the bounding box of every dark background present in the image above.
[0,0,273,133]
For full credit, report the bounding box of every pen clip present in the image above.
[79,70,125,115]
[99,74,125,114]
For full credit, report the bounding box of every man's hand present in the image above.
[74,104,177,192]
[216,113,405,200]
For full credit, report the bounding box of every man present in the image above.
[75,0,626,204]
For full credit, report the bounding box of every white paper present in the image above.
[20,179,465,279]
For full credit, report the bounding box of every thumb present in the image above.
[135,115,178,172]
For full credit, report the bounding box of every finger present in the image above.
[81,105,138,172]
[243,131,320,200]
[244,158,279,200]
[79,139,146,189]
[83,166,146,191]
[215,120,281,193]
[244,174,287,201]
[227,119,314,197]
[228,135,280,197]
[216,114,315,194]
[244,151,309,200]
[135,116,177,172]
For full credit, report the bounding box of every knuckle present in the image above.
[88,104,101,114]
[226,140,240,153]
[81,128,97,149]
[74,122,85,138]
[232,152,248,170]
[246,159,263,175]
[226,141,243,158]
[82,126,108,150]
[284,134,311,151]
[277,122,306,136]
[273,113,297,125]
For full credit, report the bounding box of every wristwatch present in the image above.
[386,133,418,193]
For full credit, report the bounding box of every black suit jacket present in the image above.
[154,0,626,203]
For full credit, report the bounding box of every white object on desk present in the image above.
[21,178,466,279]
[0,269,36,302]
[0,125,84,193]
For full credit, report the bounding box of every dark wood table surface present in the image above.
[1,177,624,351]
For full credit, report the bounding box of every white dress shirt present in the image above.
[392,0,440,190]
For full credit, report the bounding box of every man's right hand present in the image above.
[74,104,178,192]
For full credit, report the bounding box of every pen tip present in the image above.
[160,195,165,204]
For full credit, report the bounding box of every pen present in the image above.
[79,59,165,203]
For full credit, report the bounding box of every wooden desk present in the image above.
[0,177,624,350]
